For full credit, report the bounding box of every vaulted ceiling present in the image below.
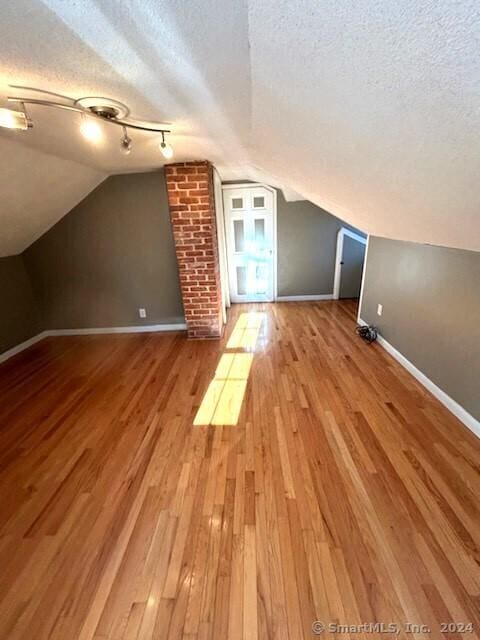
[1,0,479,256]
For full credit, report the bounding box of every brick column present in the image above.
[165,161,224,339]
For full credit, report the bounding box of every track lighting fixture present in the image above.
[3,86,174,159]
[159,130,174,159]
[120,126,132,155]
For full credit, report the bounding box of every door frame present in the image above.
[213,168,230,324]
[333,227,367,300]
[221,182,278,301]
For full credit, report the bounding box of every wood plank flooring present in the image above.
[0,300,479,639]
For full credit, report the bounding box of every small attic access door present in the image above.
[222,185,276,303]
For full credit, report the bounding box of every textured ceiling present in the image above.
[0,0,479,255]
[0,139,104,256]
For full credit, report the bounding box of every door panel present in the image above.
[223,187,275,302]
[233,219,245,252]
[339,235,366,299]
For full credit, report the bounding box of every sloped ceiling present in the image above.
[0,139,104,256]
[0,0,479,255]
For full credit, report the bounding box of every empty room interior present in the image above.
[1,2,479,639]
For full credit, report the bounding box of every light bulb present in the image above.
[120,128,132,155]
[80,118,102,143]
[0,107,30,130]
[160,140,173,159]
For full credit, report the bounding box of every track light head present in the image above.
[0,106,31,130]
[80,117,102,143]
[120,126,132,155]
[159,131,174,159]
[160,141,174,159]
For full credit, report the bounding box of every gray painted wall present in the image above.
[276,190,365,296]
[0,255,42,354]
[360,236,480,421]
[24,171,184,330]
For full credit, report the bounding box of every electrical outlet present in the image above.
[377,304,383,316]
[139,308,147,319]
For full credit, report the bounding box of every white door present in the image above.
[223,186,275,303]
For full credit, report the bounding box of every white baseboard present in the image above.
[49,323,187,336]
[358,318,480,439]
[0,331,50,364]
[0,323,187,364]
[276,294,333,302]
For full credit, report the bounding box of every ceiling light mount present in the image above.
[74,97,130,120]
[89,105,119,119]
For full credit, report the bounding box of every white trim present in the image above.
[0,323,187,363]
[272,186,278,301]
[276,294,333,302]
[333,227,367,300]
[0,331,50,364]
[213,168,230,322]
[222,182,278,301]
[48,323,187,336]
[356,234,370,323]
[358,318,480,439]
[221,182,271,192]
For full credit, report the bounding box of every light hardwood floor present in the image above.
[0,301,479,640]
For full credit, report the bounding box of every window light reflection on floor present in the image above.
[194,312,265,426]
[226,312,264,350]
[193,353,253,426]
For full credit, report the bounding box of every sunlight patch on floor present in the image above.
[194,312,265,426]
[226,312,264,350]
[193,353,253,426]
